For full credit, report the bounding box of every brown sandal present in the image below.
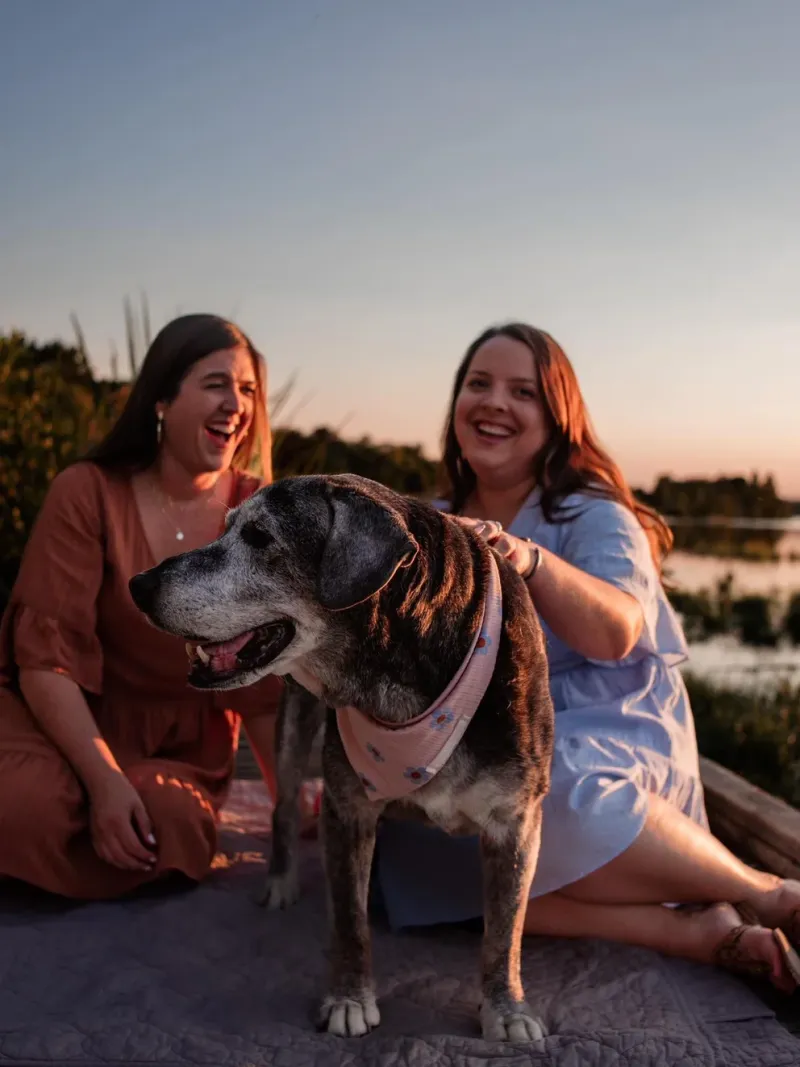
[711,903,800,990]
[713,923,775,982]
[773,928,800,985]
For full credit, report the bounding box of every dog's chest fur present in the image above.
[369,740,528,843]
[393,771,522,842]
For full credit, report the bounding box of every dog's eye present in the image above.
[240,521,273,551]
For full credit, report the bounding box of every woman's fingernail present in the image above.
[147,834,157,845]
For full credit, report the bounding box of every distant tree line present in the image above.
[0,331,438,610]
[634,475,797,561]
[635,474,794,521]
[272,426,438,497]
[0,327,794,612]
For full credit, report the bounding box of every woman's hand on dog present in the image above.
[456,517,539,579]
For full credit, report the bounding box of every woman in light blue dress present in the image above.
[373,322,800,991]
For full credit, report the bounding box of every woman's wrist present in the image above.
[81,741,126,798]
[519,539,543,582]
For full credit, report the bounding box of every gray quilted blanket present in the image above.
[1,790,798,1066]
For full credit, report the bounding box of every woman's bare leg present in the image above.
[556,794,796,922]
[526,791,800,982]
[524,895,795,992]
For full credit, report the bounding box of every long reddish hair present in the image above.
[439,322,672,571]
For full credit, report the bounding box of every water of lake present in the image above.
[664,518,800,688]
[665,517,800,598]
[682,634,800,690]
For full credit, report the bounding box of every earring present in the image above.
[156,411,164,446]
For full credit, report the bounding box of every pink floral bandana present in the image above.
[336,553,503,800]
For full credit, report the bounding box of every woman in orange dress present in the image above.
[0,313,283,899]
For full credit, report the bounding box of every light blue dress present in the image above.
[373,489,708,929]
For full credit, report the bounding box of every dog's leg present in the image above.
[479,801,547,1043]
[317,791,381,1038]
[259,682,325,909]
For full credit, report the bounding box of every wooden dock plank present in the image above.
[700,756,800,879]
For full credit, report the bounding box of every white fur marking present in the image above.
[258,869,299,910]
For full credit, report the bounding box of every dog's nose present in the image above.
[129,569,160,613]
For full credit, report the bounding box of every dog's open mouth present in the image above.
[185,620,295,689]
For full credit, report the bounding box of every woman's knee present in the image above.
[129,765,212,815]
[126,763,218,872]
[0,751,85,844]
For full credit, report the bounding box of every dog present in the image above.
[129,473,555,1043]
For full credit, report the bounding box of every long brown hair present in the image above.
[83,313,272,480]
[439,322,673,570]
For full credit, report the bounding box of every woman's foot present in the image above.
[685,902,797,994]
[751,879,800,945]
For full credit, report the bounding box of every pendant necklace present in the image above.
[154,475,227,542]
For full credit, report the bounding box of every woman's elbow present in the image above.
[605,605,644,661]
[613,620,641,660]
[585,604,644,662]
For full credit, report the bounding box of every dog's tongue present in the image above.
[198,631,254,672]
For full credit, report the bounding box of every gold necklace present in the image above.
[153,475,228,542]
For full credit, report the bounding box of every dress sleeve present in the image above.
[0,463,106,694]
[558,496,661,660]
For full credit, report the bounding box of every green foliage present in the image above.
[273,426,438,495]
[668,525,785,561]
[731,595,779,647]
[635,475,794,560]
[637,473,793,520]
[0,331,128,605]
[785,594,800,646]
[668,588,730,643]
[0,329,439,613]
[686,673,800,807]
[666,575,800,648]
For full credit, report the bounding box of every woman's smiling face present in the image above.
[158,346,257,475]
[453,334,549,487]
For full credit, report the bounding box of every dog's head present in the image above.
[129,474,419,690]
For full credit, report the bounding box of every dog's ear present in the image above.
[317,484,419,611]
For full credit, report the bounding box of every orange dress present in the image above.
[0,461,282,899]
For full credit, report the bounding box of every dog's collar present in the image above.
[336,552,503,800]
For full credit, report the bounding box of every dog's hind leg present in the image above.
[478,801,547,1043]
[317,792,381,1038]
[259,680,325,910]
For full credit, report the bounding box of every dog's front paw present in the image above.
[317,993,380,1037]
[256,869,298,910]
[480,1001,547,1043]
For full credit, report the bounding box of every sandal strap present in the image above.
[736,899,800,948]
[713,924,773,980]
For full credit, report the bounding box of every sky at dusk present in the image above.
[2,1,798,494]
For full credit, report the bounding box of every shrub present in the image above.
[0,332,127,605]
[686,672,800,807]
[731,595,779,647]
[784,594,800,646]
